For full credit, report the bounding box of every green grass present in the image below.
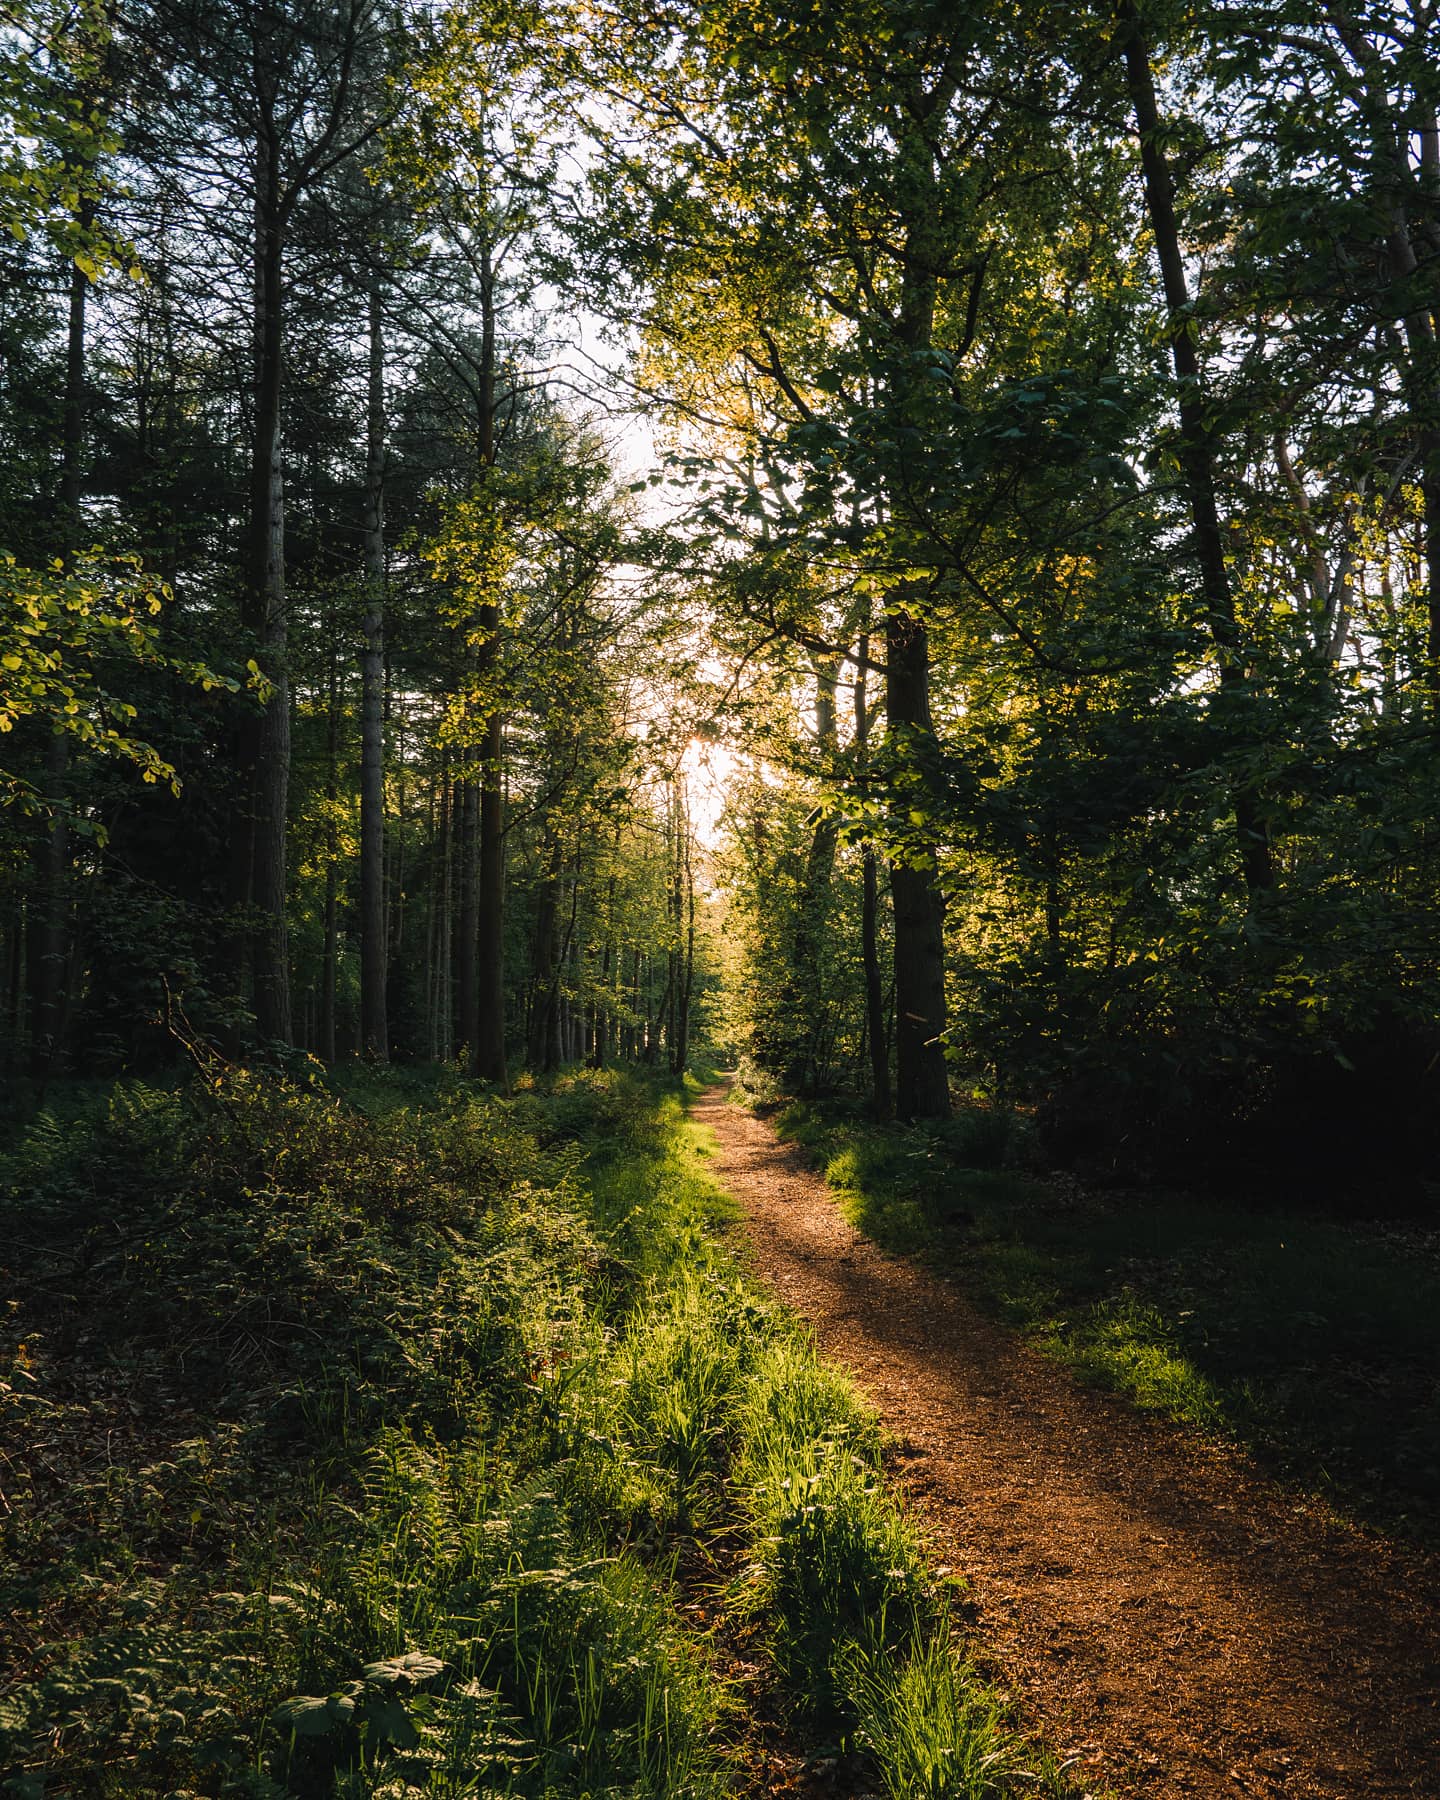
[0,1064,1088,1799]
[772,1097,1440,1538]
[0,1067,727,1800]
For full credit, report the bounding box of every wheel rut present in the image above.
[695,1082,1440,1799]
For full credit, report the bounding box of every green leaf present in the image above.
[361,1652,445,1687]
[273,1692,356,1737]
[365,1694,420,1748]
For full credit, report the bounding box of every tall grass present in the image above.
[0,1065,1079,1798]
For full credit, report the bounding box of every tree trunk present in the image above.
[676,807,696,1074]
[886,610,950,1119]
[783,659,840,1089]
[319,627,339,1062]
[884,111,952,1120]
[854,638,891,1117]
[1120,7,1274,895]
[28,248,89,1080]
[528,844,560,1071]
[433,756,455,1060]
[359,279,388,1059]
[473,705,508,1081]
[456,747,478,1060]
[243,118,293,1042]
[469,242,508,1085]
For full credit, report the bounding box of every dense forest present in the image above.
[3,1,1440,1794]
[5,0,1440,1186]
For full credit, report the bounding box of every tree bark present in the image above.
[455,747,479,1060]
[1120,5,1274,895]
[883,98,952,1120]
[676,802,696,1074]
[528,841,561,1071]
[886,609,950,1118]
[886,443,948,1098]
[28,242,89,1080]
[779,659,840,1089]
[853,638,892,1117]
[242,109,294,1042]
[359,279,388,1059]
[319,625,339,1062]
[470,238,508,1085]
[473,705,508,1081]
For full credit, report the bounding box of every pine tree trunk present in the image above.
[28,229,91,1080]
[359,279,388,1059]
[319,631,339,1062]
[528,846,559,1071]
[676,809,696,1074]
[456,747,479,1061]
[469,241,508,1086]
[474,704,508,1082]
[244,118,293,1043]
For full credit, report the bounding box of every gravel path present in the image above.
[695,1082,1440,1799]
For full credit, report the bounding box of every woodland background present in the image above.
[3,0,1440,1191]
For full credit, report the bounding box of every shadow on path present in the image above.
[696,1081,1440,1799]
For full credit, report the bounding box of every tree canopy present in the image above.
[1,0,1437,1186]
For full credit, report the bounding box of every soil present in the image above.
[694,1082,1440,1800]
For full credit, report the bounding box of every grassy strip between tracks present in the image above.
[0,1061,1084,1800]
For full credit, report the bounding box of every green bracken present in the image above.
[0,1065,1082,1799]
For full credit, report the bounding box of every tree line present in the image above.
[606,0,1440,1186]
[0,0,708,1095]
[4,0,1439,1192]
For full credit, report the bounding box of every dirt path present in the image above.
[695,1083,1440,1799]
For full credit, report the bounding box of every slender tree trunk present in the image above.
[676,806,696,1074]
[553,871,582,1069]
[29,244,89,1080]
[435,756,455,1060]
[319,631,339,1062]
[388,690,405,1031]
[854,638,891,1117]
[469,243,508,1085]
[623,946,639,1060]
[528,843,560,1070]
[595,875,616,1067]
[456,748,478,1060]
[359,279,388,1059]
[1120,6,1274,894]
[243,115,293,1042]
[665,782,684,1073]
[473,707,507,1081]
[783,660,840,1089]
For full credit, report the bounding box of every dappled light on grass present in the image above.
[0,1065,1084,1798]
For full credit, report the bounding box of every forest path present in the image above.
[694,1081,1440,1800]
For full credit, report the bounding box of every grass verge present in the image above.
[765,1092,1440,1538]
[1,1063,1083,1799]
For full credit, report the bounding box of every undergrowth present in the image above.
[768,1094,1440,1538]
[1,1064,1080,1798]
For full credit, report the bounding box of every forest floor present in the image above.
[695,1081,1440,1800]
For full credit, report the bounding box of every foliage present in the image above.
[0,1065,1081,1797]
[0,553,240,815]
